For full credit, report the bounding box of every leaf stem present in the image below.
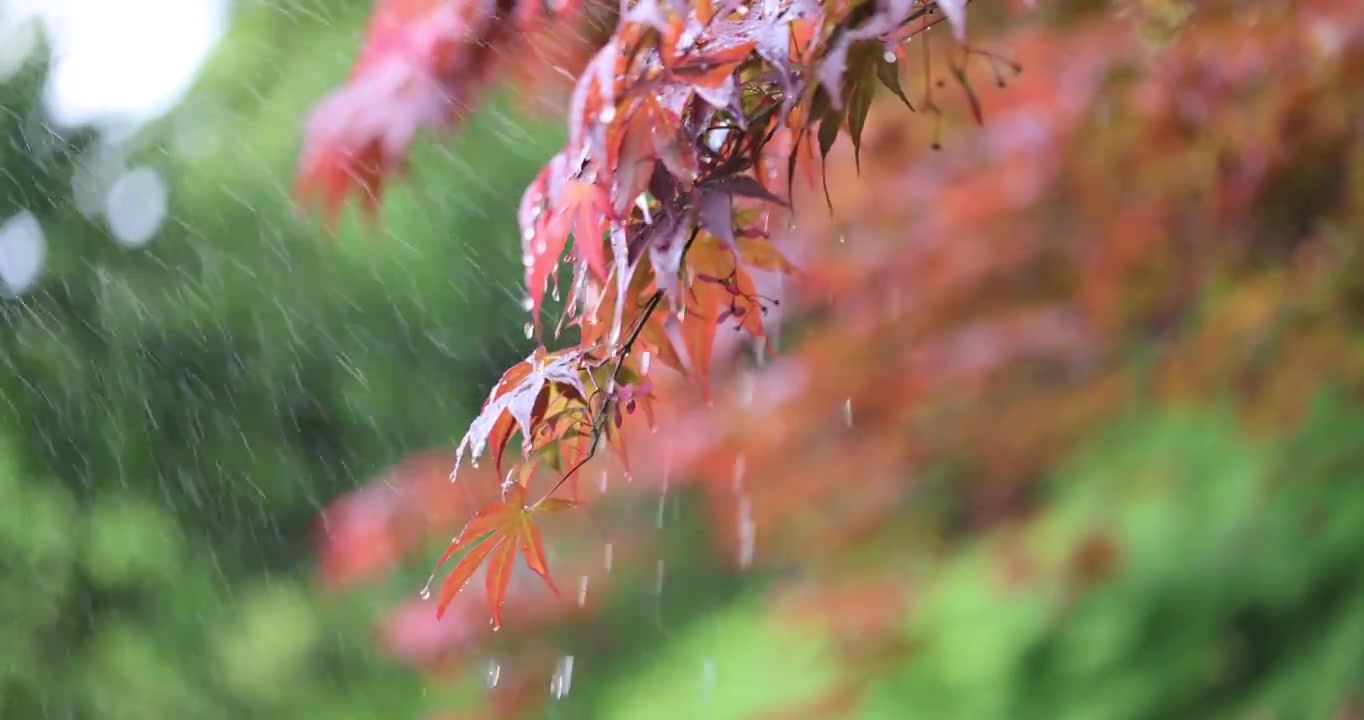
[533,226,700,507]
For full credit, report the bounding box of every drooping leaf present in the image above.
[454,348,592,479]
[874,55,914,111]
[433,484,579,626]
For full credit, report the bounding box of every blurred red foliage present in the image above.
[303,0,1364,716]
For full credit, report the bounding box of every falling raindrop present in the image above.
[604,542,614,573]
[640,350,652,374]
[550,655,575,699]
[700,658,717,703]
[486,658,502,688]
[577,575,590,607]
[737,495,755,568]
[842,397,854,427]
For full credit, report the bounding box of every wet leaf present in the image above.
[433,484,578,626]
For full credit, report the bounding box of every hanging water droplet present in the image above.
[550,655,575,699]
[419,573,436,600]
[884,50,897,63]
[524,321,534,339]
[842,397,854,427]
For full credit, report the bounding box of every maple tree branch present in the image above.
[534,227,701,507]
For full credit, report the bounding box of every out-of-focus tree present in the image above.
[0,2,561,717]
[302,0,1364,718]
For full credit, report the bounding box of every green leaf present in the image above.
[875,56,915,112]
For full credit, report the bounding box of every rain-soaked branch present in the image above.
[533,226,701,507]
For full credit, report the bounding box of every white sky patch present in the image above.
[1,0,231,139]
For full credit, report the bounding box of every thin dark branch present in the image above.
[534,227,701,506]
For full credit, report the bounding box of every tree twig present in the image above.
[533,227,701,507]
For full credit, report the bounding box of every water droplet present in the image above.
[640,350,652,374]
[522,252,535,267]
[524,321,534,339]
[521,296,534,312]
[486,658,502,688]
[737,495,755,567]
[598,106,617,123]
[419,573,436,600]
[552,282,561,302]
[884,50,897,63]
[523,227,536,241]
[550,655,575,699]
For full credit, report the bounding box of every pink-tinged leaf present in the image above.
[295,0,510,223]
[453,348,591,479]
[552,180,612,282]
[295,64,450,224]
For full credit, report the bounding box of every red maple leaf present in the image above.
[432,483,578,627]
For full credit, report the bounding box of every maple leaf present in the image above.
[453,347,593,480]
[432,483,578,626]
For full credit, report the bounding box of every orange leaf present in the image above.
[433,484,579,627]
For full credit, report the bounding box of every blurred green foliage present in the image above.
[0,1,559,716]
